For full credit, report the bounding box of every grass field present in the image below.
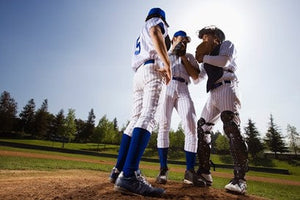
[0,139,300,200]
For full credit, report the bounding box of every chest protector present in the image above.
[204,44,223,92]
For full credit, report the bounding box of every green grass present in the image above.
[0,156,104,171]
[1,139,300,200]
[1,138,300,177]
[0,138,118,152]
[1,146,300,200]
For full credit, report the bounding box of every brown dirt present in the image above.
[0,150,299,200]
[0,170,268,200]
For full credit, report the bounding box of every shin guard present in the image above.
[221,111,248,179]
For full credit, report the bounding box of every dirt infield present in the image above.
[0,150,298,199]
[0,170,269,200]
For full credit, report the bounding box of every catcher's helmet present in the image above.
[198,25,225,42]
[145,8,169,27]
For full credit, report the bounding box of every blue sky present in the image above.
[1,0,299,138]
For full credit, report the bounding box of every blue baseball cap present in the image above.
[146,8,169,27]
[173,30,191,42]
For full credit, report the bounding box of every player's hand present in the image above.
[156,67,171,84]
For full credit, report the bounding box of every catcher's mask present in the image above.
[145,8,169,27]
[198,25,225,42]
[173,30,191,43]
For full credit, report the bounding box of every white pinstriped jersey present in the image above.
[124,17,169,135]
[199,40,237,83]
[157,53,199,153]
[169,52,199,84]
[131,17,169,71]
[198,40,241,134]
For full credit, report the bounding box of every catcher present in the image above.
[195,25,249,194]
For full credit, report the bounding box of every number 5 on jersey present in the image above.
[135,36,141,55]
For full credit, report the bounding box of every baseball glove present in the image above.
[172,42,186,57]
[195,41,214,63]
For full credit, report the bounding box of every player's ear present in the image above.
[171,37,176,44]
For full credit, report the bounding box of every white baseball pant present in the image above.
[125,62,162,136]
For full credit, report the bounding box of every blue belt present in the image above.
[172,77,188,85]
[211,80,231,90]
[144,59,155,65]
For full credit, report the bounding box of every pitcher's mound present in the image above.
[0,170,268,200]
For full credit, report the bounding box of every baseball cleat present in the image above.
[183,169,206,187]
[114,171,165,197]
[156,168,168,184]
[225,178,247,194]
[109,167,120,183]
[197,172,213,186]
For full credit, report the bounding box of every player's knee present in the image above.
[221,111,240,137]
[221,111,238,129]
[221,111,235,124]
[197,118,206,134]
[197,118,211,144]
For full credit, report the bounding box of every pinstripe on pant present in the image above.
[157,80,198,153]
[201,81,241,143]
[124,63,162,136]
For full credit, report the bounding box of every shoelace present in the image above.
[136,171,152,187]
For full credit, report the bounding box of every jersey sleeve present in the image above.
[219,40,235,58]
[185,53,200,84]
[146,18,168,37]
[185,53,199,71]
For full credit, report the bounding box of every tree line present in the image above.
[0,90,299,159]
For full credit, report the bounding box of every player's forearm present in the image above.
[203,55,230,68]
[181,56,199,80]
[149,26,170,69]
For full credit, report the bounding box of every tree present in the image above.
[244,119,264,159]
[211,130,222,154]
[113,117,118,131]
[148,127,158,150]
[83,108,96,142]
[74,119,86,143]
[19,99,36,134]
[264,114,287,158]
[33,99,50,139]
[64,109,77,143]
[52,109,66,147]
[169,123,185,151]
[215,133,230,154]
[95,115,119,144]
[287,124,299,156]
[0,91,18,133]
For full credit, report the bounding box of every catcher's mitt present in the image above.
[195,41,214,63]
[172,42,186,57]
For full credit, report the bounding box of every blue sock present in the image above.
[115,133,131,171]
[185,151,196,171]
[123,127,151,177]
[158,148,168,169]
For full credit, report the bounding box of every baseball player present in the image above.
[195,25,248,194]
[155,30,205,187]
[109,8,171,197]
